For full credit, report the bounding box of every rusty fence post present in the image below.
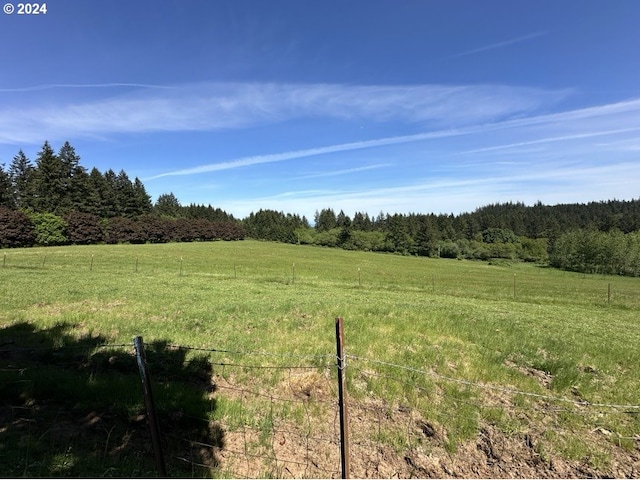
[133,336,167,477]
[335,317,350,479]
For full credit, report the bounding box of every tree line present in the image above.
[0,142,244,246]
[2,141,640,276]
[243,200,640,277]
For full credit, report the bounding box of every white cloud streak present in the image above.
[449,31,547,59]
[460,126,640,155]
[146,129,470,179]
[0,83,173,92]
[217,161,640,219]
[0,81,568,144]
[294,163,392,180]
[148,97,640,179]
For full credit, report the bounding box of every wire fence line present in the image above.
[2,326,639,478]
[347,354,640,410]
[4,249,640,312]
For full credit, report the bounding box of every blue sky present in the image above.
[1,0,639,220]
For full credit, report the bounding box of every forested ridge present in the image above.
[2,141,640,276]
[243,200,640,276]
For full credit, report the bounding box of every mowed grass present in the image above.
[1,240,639,475]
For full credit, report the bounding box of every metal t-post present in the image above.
[335,317,350,479]
[134,336,167,477]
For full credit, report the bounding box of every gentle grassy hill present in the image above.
[1,241,639,477]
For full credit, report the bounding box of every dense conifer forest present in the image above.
[2,141,639,276]
[0,142,244,246]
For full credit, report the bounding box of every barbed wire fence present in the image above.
[2,319,639,478]
[345,354,640,475]
[148,341,344,478]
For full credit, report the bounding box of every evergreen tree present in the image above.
[314,208,337,232]
[374,211,387,230]
[352,212,373,231]
[57,142,89,212]
[244,209,297,243]
[414,216,436,256]
[8,150,34,209]
[57,141,81,176]
[154,192,182,217]
[32,141,67,214]
[68,168,92,213]
[0,164,14,208]
[85,167,109,217]
[336,210,351,228]
[115,170,138,217]
[132,178,152,215]
[386,214,413,254]
[102,169,119,217]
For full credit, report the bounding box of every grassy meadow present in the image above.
[1,240,639,476]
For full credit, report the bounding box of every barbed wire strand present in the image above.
[215,375,337,407]
[4,338,638,478]
[167,434,324,471]
[350,365,640,418]
[347,354,640,410]
[0,342,132,353]
[166,343,335,360]
[209,360,328,370]
[140,349,332,372]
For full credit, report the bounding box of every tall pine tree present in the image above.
[8,150,34,210]
[0,164,14,208]
[132,177,152,216]
[32,141,67,214]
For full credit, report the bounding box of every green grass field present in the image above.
[1,240,639,477]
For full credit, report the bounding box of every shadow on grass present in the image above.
[0,322,223,477]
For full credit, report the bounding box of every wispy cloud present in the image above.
[0,83,173,93]
[294,163,392,180]
[449,31,547,59]
[148,97,640,180]
[460,126,640,155]
[0,81,568,144]
[216,161,640,219]
[146,129,475,180]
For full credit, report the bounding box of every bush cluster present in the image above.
[0,208,35,248]
[550,229,640,276]
[0,208,244,248]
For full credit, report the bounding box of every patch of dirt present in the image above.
[208,371,640,478]
[4,335,638,478]
[504,359,553,389]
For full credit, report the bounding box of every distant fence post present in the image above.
[133,336,167,477]
[335,317,350,479]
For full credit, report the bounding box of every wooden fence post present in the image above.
[133,336,167,477]
[335,317,350,479]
